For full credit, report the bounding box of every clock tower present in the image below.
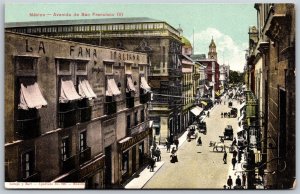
[208,37,217,61]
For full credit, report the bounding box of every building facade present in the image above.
[5,32,151,188]
[245,3,295,189]
[6,17,183,147]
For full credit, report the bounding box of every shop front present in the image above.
[79,154,105,189]
[117,128,150,184]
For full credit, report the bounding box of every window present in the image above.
[57,60,71,75]
[79,131,87,152]
[134,111,138,126]
[122,151,129,175]
[61,137,70,161]
[105,63,113,74]
[125,63,131,74]
[21,150,34,178]
[155,127,160,135]
[140,109,145,122]
[127,115,131,130]
[16,56,38,76]
[76,61,87,75]
[139,65,144,73]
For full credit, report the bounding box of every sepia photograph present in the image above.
[4,2,296,190]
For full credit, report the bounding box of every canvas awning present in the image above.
[140,76,151,91]
[78,79,97,100]
[201,101,208,106]
[106,78,121,96]
[127,76,136,92]
[59,79,82,103]
[182,67,193,73]
[18,79,47,110]
[238,114,245,122]
[190,106,203,116]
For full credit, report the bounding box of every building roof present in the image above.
[190,54,206,60]
[209,38,216,48]
[181,36,192,47]
[5,17,164,28]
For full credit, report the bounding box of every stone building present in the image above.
[245,3,295,189]
[6,17,183,145]
[5,31,151,188]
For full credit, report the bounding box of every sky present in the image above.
[5,3,257,72]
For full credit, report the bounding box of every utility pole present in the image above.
[212,61,215,102]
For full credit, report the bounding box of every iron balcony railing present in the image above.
[77,106,92,123]
[140,92,151,104]
[62,155,76,174]
[128,120,150,135]
[21,171,41,182]
[126,96,135,108]
[16,117,41,139]
[58,109,77,128]
[105,101,117,115]
[79,147,91,165]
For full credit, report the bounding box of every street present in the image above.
[143,96,241,189]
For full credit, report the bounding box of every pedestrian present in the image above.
[207,111,210,118]
[238,150,242,163]
[171,147,176,155]
[197,136,202,146]
[231,157,237,170]
[232,137,237,146]
[221,112,223,118]
[149,156,155,172]
[165,138,168,147]
[242,173,246,187]
[227,175,233,189]
[166,142,171,153]
[223,150,227,164]
[174,139,179,150]
[235,175,242,186]
[232,149,237,159]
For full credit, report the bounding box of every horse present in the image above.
[212,142,225,152]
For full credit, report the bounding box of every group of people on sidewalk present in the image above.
[223,137,247,189]
[225,173,246,189]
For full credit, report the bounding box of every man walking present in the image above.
[231,157,237,170]
[174,138,179,150]
[236,175,242,186]
[227,175,233,189]
[223,150,227,164]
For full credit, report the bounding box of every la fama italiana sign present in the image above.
[118,129,150,151]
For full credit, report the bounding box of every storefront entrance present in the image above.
[139,142,144,166]
[104,146,112,188]
[132,146,136,174]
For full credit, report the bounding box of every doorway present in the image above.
[104,146,112,188]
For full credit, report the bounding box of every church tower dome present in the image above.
[208,37,218,60]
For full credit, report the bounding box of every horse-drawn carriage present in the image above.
[209,141,225,152]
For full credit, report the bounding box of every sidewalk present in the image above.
[124,130,188,189]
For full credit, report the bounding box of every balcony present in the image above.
[58,109,77,128]
[79,147,91,165]
[140,92,150,104]
[77,106,92,123]
[128,120,149,135]
[105,101,117,115]
[62,155,76,173]
[21,171,41,182]
[126,96,135,108]
[16,117,41,139]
